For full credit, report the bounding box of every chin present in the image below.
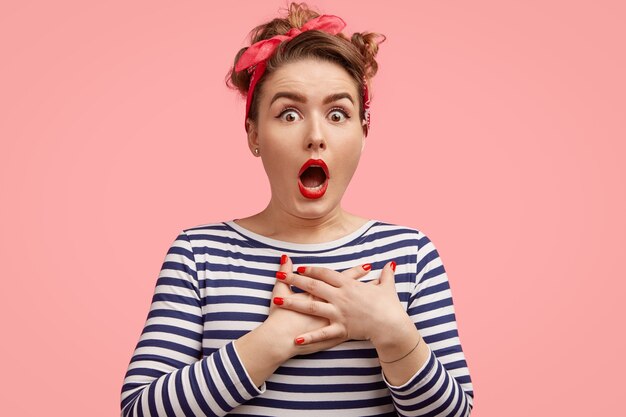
[269,179,349,220]
[292,192,346,219]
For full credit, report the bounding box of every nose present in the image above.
[307,137,326,150]
[306,116,326,151]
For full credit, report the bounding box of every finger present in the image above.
[294,336,345,351]
[296,265,344,287]
[273,280,292,298]
[273,295,337,319]
[378,260,397,288]
[277,269,337,301]
[294,323,345,345]
[340,263,372,281]
[271,255,294,311]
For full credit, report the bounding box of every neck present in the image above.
[235,201,368,244]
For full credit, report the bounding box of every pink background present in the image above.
[1,0,624,415]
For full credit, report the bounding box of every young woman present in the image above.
[121,3,474,416]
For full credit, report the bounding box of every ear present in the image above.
[361,119,368,150]
[246,119,260,156]
[361,118,369,139]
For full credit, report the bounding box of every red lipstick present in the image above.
[297,159,330,199]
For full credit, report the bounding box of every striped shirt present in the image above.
[121,220,474,416]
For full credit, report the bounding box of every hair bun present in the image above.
[351,32,386,79]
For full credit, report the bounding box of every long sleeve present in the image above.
[385,233,474,416]
[120,231,263,417]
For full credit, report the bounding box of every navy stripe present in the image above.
[226,342,260,398]
[409,297,454,315]
[142,323,202,341]
[136,338,200,358]
[447,383,466,417]
[201,277,274,292]
[292,347,378,360]
[129,354,185,372]
[214,350,247,404]
[161,373,176,416]
[135,391,144,416]
[155,276,198,294]
[187,363,212,414]
[162,260,196,277]
[203,330,249,340]
[266,380,388,393]
[425,329,460,344]
[174,367,194,415]
[198,359,222,416]
[126,367,176,380]
[147,308,203,325]
[202,294,270,307]
[203,311,268,323]
[275,366,381,377]
[147,378,158,417]
[424,264,447,280]
[418,281,451,298]
[151,292,199,307]
[416,313,458,329]
[249,394,392,410]
[166,245,194,263]
[432,345,464,359]
[202,349,231,414]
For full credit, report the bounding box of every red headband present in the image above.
[235,14,372,136]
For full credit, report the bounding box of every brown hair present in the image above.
[226,2,385,125]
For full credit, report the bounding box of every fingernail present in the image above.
[297,266,306,274]
[390,261,396,272]
[362,263,372,271]
[295,337,305,345]
[276,271,287,280]
[280,254,287,265]
[273,297,284,305]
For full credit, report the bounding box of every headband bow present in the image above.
[235,14,372,135]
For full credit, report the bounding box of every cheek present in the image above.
[334,142,363,180]
[260,153,283,178]
[259,143,296,181]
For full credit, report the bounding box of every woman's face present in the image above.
[248,58,365,221]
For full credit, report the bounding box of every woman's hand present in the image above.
[236,257,423,388]
[272,261,416,350]
[262,255,371,359]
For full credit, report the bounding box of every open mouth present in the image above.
[297,159,329,199]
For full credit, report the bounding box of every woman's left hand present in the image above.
[273,261,414,347]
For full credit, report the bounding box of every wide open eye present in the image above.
[328,108,350,123]
[278,108,302,122]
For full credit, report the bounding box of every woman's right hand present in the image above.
[263,254,370,358]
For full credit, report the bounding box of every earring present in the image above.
[254,148,260,156]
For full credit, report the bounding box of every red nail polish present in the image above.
[295,337,305,345]
[280,254,287,265]
[362,263,372,271]
[390,261,396,272]
[276,271,287,280]
[297,266,306,274]
[273,297,284,305]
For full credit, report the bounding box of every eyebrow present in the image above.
[269,91,355,106]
